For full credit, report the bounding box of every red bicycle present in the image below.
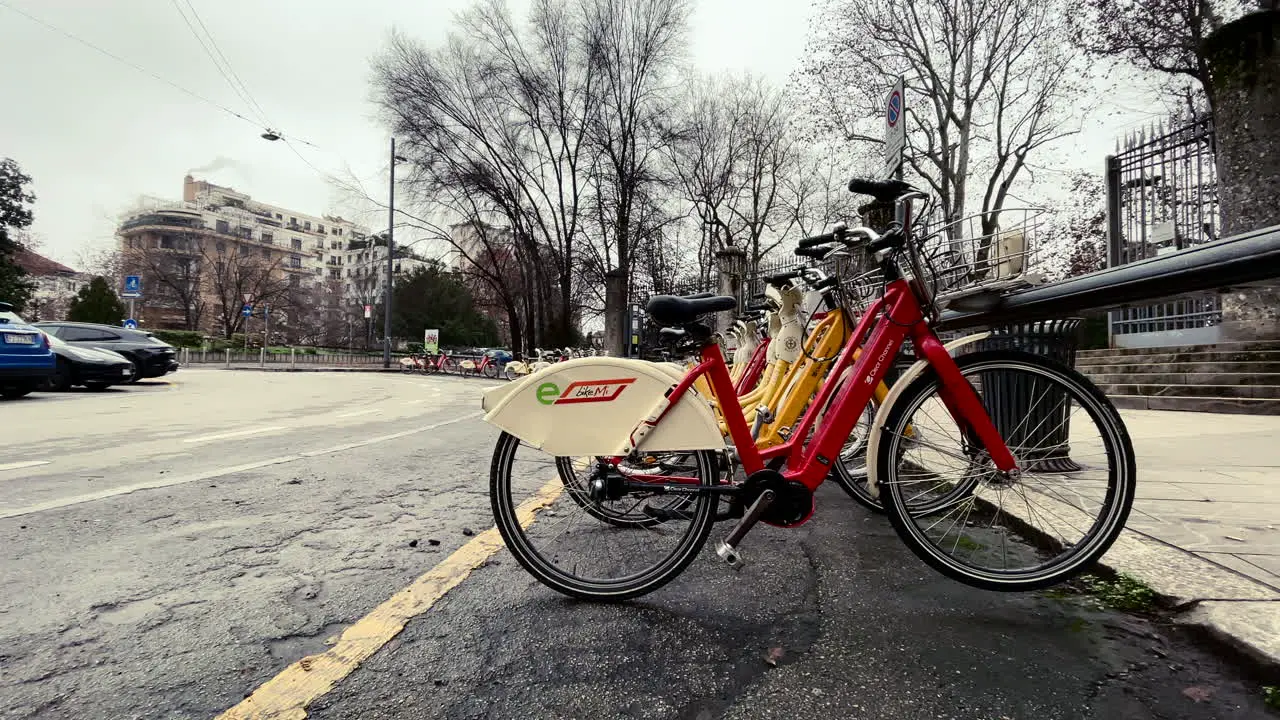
[459,352,500,379]
[484,179,1135,601]
[421,351,458,375]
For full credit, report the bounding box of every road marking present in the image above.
[217,478,563,720]
[335,409,381,418]
[0,460,51,472]
[0,413,481,520]
[182,426,287,444]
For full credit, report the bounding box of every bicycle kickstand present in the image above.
[715,489,775,571]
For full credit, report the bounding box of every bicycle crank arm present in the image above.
[716,489,775,570]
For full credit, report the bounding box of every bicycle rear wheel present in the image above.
[491,433,718,601]
[876,349,1135,591]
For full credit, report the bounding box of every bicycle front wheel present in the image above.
[491,433,718,601]
[876,349,1135,592]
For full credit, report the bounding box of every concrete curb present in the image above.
[1092,528,1280,673]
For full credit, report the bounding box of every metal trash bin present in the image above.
[979,318,1083,472]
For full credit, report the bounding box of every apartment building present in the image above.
[116,176,373,333]
[14,248,90,321]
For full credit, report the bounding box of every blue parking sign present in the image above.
[123,275,142,298]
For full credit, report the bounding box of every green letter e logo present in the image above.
[536,382,560,405]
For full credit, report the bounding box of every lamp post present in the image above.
[383,139,410,368]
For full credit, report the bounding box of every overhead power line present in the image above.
[169,0,275,128]
[0,0,259,128]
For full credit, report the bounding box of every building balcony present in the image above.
[119,213,204,233]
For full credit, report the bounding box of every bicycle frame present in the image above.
[732,337,770,394]
[615,277,1016,492]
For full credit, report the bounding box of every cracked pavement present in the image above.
[0,370,1275,719]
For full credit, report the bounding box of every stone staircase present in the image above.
[1076,340,1280,414]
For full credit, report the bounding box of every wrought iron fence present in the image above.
[1106,115,1221,337]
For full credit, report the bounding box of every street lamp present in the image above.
[383,139,410,368]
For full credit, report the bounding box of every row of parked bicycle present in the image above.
[474,177,1137,603]
[398,347,599,380]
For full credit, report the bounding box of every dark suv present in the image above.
[34,322,179,383]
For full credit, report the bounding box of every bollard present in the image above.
[260,346,265,367]
[225,348,231,367]
[291,347,296,370]
[979,318,1083,472]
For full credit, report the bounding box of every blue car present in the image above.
[0,301,55,399]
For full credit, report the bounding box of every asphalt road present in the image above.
[0,369,1273,719]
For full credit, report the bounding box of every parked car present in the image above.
[44,332,135,391]
[34,322,179,383]
[0,301,55,399]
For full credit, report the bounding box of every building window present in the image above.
[289,274,300,287]
[263,232,274,244]
[276,213,282,220]
[291,238,302,250]
[290,255,302,268]
[304,221,312,231]
[216,220,229,234]
[261,247,270,259]
[290,217,296,225]
[216,241,226,253]
[318,224,325,233]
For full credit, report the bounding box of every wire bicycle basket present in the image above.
[915,207,1051,305]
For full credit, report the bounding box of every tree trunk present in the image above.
[603,268,627,356]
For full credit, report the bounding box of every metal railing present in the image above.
[1106,115,1221,339]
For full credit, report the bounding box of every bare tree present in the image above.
[798,0,1087,244]
[374,0,601,352]
[121,233,205,330]
[1067,0,1252,109]
[201,243,289,339]
[777,149,863,240]
[580,0,690,355]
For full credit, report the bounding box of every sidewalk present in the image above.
[1100,408,1279,669]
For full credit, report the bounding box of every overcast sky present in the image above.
[2,0,1160,269]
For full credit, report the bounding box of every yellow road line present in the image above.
[217,478,564,720]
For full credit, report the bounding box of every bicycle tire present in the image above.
[491,433,718,601]
[876,349,1136,592]
[483,362,499,379]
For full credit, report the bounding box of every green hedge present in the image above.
[151,330,204,348]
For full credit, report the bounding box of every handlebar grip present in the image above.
[797,232,835,249]
[867,227,906,252]
[795,245,830,260]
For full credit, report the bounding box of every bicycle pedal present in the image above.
[716,541,745,570]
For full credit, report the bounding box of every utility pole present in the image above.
[383,137,396,368]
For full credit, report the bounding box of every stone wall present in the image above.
[1205,10,1280,340]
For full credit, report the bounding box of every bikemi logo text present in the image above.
[536,378,636,405]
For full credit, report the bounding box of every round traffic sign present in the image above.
[123,319,138,329]
[887,90,902,127]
